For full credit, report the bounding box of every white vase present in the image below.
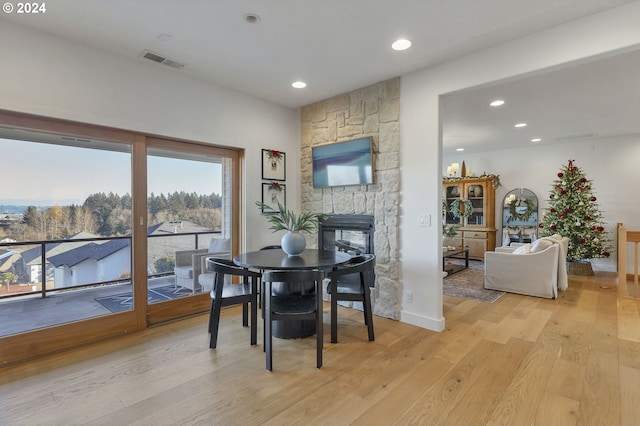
[281,231,306,256]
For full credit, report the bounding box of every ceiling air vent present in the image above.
[141,50,185,69]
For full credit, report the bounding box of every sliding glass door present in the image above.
[0,110,242,365]
[145,138,238,324]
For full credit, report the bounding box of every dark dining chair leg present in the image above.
[265,282,273,371]
[209,274,225,349]
[207,301,214,334]
[316,281,323,368]
[250,276,258,346]
[330,278,339,344]
[261,278,266,352]
[209,297,223,349]
[242,303,249,327]
[363,286,375,341]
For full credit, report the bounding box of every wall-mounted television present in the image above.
[312,137,374,188]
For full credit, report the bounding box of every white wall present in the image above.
[400,2,640,331]
[0,20,300,252]
[444,134,640,273]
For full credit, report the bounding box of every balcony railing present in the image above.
[0,231,221,301]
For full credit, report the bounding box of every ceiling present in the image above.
[2,0,638,154]
[441,47,640,156]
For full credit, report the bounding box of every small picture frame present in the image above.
[262,149,286,181]
[261,182,286,212]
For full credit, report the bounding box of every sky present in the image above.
[2,137,222,206]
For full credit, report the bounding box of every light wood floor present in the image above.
[1,272,639,426]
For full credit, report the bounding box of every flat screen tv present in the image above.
[312,137,374,188]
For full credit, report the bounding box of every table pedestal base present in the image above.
[273,319,316,339]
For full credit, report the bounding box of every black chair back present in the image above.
[261,269,325,371]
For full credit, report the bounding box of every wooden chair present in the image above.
[206,258,260,349]
[261,269,325,371]
[326,254,376,343]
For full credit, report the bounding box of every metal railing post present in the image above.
[40,242,47,298]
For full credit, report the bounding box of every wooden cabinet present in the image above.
[444,177,497,260]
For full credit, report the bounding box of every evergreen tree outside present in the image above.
[539,159,611,262]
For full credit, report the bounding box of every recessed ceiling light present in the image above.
[157,33,172,42]
[531,138,542,142]
[514,123,527,128]
[391,39,412,51]
[456,148,464,152]
[244,13,260,24]
[292,81,307,89]
[489,100,505,107]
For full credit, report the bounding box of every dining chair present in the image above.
[256,245,282,309]
[206,258,261,349]
[326,253,376,343]
[261,269,325,371]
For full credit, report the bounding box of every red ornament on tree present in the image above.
[557,172,564,178]
[579,238,586,244]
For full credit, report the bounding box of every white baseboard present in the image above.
[400,310,445,332]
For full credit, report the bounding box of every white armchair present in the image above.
[174,238,231,294]
[484,235,569,299]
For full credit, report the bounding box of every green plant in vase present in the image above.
[255,201,328,256]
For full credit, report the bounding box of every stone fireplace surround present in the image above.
[301,78,400,320]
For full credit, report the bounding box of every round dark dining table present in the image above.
[233,248,351,272]
[233,248,352,338]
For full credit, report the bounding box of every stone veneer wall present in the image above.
[300,78,400,320]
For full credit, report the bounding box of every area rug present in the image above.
[443,259,505,303]
[95,285,191,313]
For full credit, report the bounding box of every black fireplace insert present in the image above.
[318,214,374,255]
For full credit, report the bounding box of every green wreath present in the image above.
[450,199,473,219]
[508,198,535,221]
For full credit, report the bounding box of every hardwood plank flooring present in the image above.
[1,272,639,425]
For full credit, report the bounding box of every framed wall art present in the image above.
[262,149,286,181]
[261,182,286,212]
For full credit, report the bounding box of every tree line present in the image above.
[2,191,222,241]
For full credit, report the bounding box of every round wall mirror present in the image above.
[501,188,538,245]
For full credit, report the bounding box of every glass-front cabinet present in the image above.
[443,177,497,260]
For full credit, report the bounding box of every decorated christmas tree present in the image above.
[539,159,611,262]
